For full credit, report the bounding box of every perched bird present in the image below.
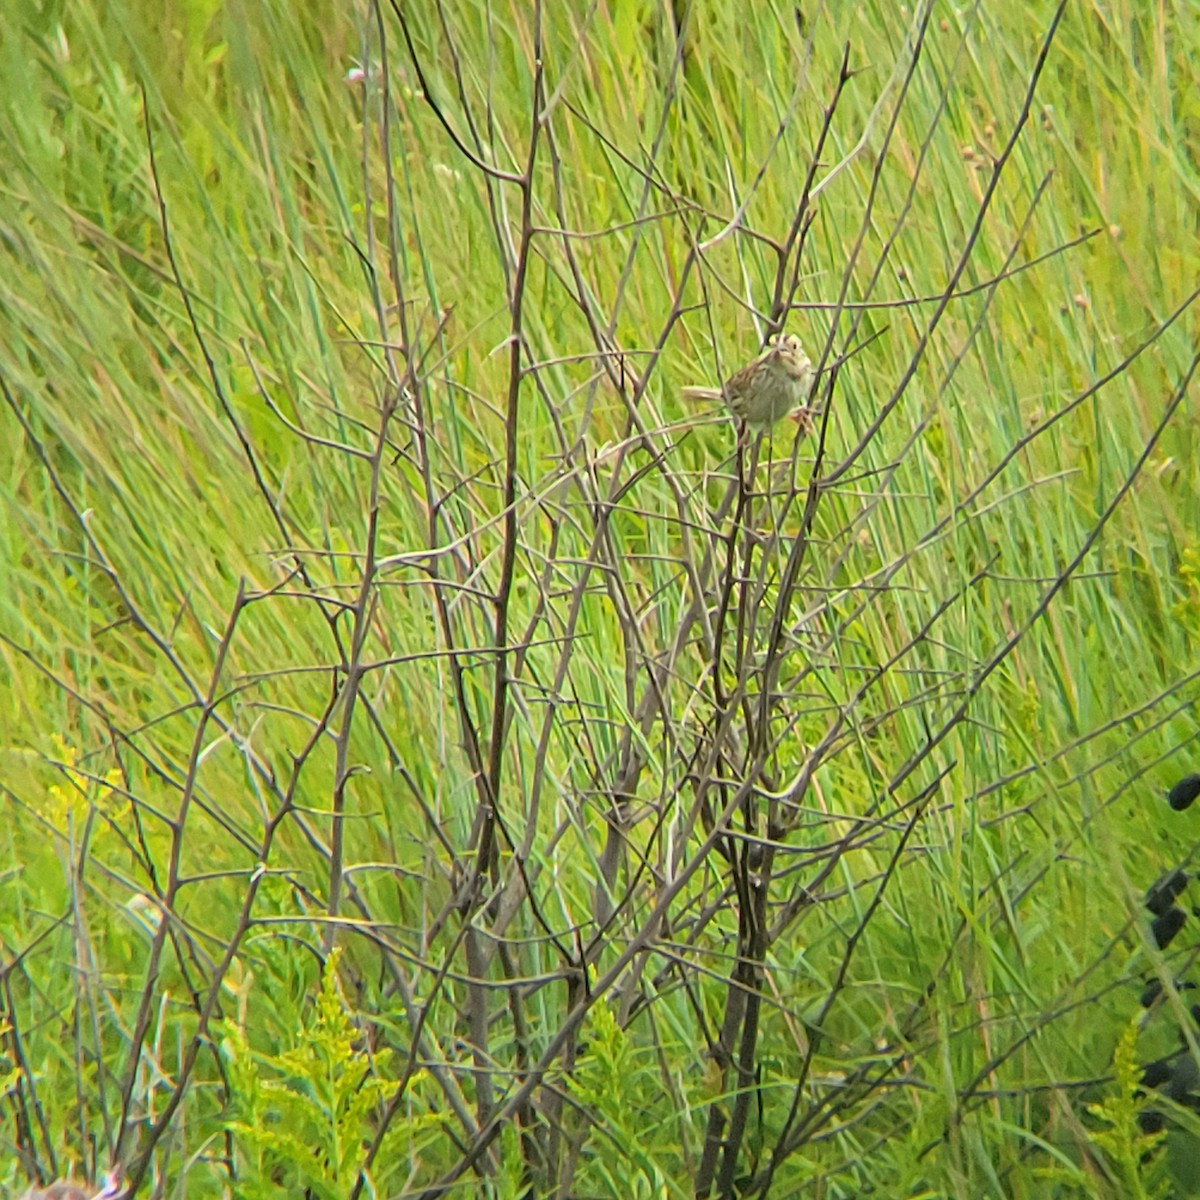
[682,333,815,433]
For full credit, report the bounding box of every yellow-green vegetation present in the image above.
[2,1,1198,1197]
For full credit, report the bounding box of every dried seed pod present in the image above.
[1152,906,1187,949]
[1139,976,1198,1007]
[1168,773,1200,811]
[1146,869,1190,916]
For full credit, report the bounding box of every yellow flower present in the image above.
[42,736,122,830]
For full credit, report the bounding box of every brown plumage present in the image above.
[682,333,815,432]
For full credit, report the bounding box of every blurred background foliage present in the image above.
[1,0,1199,1196]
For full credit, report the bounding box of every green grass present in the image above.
[2,0,1199,1196]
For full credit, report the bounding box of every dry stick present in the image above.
[12,96,483,1188]
[804,170,1057,638]
[710,560,988,1191]
[695,28,924,1194]
[759,183,1054,806]
[765,40,857,330]
[391,4,1070,1195]
[120,675,347,1195]
[415,532,993,1199]
[382,0,552,1169]
[487,452,603,929]
[824,0,964,369]
[705,509,823,1195]
[690,28,821,402]
[583,39,869,1057]
[458,0,548,1146]
[800,351,1200,1184]
[576,530,950,950]
[476,467,648,941]
[691,2,926,353]
[1,922,69,1179]
[477,39,974,1022]
[764,335,1200,1200]
[363,0,508,1153]
[156,54,484,1177]
[162,53,476,1139]
[694,284,1200,1175]
[826,0,1069,488]
[766,0,1070,818]
[323,375,404,948]
[494,174,768,1200]
[113,584,246,1172]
